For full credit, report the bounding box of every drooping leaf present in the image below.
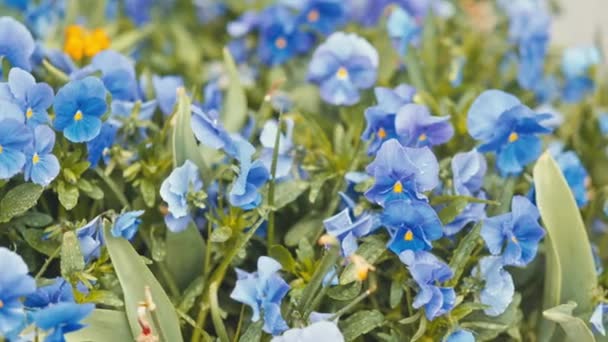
[66,309,132,342]
[0,183,44,222]
[543,302,595,342]
[103,221,184,342]
[533,153,597,341]
[221,47,248,132]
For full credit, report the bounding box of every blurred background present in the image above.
[553,0,606,53]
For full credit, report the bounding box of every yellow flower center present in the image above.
[74,110,83,121]
[64,25,110,61]
[377,127,387,139]
[413,93,422,104]
[32,153,40,165]
[26,107,33,119]
[404,230,414,241]
[336,67,349,79]
[0,145,3,154]
[307,9,320,22]
[511,235,518,243]
[275,37,287,49]
[0,299,3,309]
[508,132,519,143]
[418,133,427,141]
[393,181,403,193]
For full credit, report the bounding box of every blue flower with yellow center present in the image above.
[0,67,54,127]
[0,118,32,180]
[23,125,60,186]
[382,199,443,254]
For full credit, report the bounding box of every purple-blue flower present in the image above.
[296,0,346,35]
[365,139,439,206]
[548,143,589,207]
[160,160,203,233]
[76,216,104,262]
[395,104,454,147]
[323,207,379,256]
[271,321,344,342]
[387,6,420,56]
[259,119,294,179]
[32,302,95,342]
[23,125,60,186]
[591,303,608,336]
[0,119,33,180]
[25,278,75,309]
[445,329,475,342]
[86,123,119,168]
[399,250,455,320]
[0,67,54,127]
[308,32,378,106]
[382,199,443,254]
[53,76,108,143]
[362,84,416,155]
[88,50,138,102]
[0,247,37,338]
[481,196,544,267]
[228,139,270,210]
[191,105,236,156]
[111,210,145,240]
[153,75,184,115]
[475,256,514,316]
[230,256,290,335]
[467,90,551,176]
[561,46,600,103]
[0,17,35,71]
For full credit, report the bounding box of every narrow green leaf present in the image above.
[389,279,404,309]
[172,89,209,178]
[0,183,44,222]
[221,47,248,132]
[533,153,597,341]
[61,231,84,279]
[140,180,156,208]
[103,221,184,342]
[438,198,468,225]
[269,245,297,274]
[339,310,385,341]
[238,320,263,342]
[66,309,132,342]
[327,282,362,301]
[446,223,481,286]
[543,302,595,342]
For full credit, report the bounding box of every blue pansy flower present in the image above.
[54,77,108,143]
[475,256,514,316]
[467,90,551,176]
[125,0,153,26]
[561,46,601,103]
[0,118,33,180]
[229,139,270,210]
[362,84,416,154]
[382,199,443,254]
[191,105,236,156]
[152,75,184,115]
[323,207,379,256]
[23,125,60,186]
[111,210,145,240]
[295,0,346,35]
[308,32,378,106]
[591,303,608,336]
[271,321,344,342]
[395,104,454,147]
[0,68,54,127]
[76,216,104,262]
[387,6,420,56]
[481,196,544,267]
[88,50,139,102]
[346,0,390,27]
[25,278,75,309]
[160,160,203,233]
[86,123,119,168]
[230,256,290,336]
[445,329,475,342]
[365,139,439,206]
[0,247,37,338]
[400,250,456,320]
[0,17,35,72]
[259,119,294,179]
[32,302,95,342]
[548,143,589,207]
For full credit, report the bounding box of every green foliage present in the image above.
[0,183,43,222]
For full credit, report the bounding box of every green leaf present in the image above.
[140,179,156,208]
[463,293,523,341]
[0,183,44,222]
[438,197,468,225]
[238,320,263,342]
[339,310,385,341]
[269,245,297,274]
[446,223,481,286]
[543,302,595,342]
[20,228,60,256]
[164,224,206,291]
[533,153,597,341]
[210,226,233,243]
[84,290,125,308]
[221,47,248,132]
[57,181,79,211]
[61,231,84,279]
[327,281,362,301]
[340,236,386,284]
[268,180,309,210]
[389,279,404,309]
[285,214,323,247]
[66,309,133,342]
[103,221,184,342]
[177,276,205,313]
[172,89,209,179]
[17,212,53,227]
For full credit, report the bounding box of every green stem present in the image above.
[233,305,246,342]
[329,286,377,321]
[35,246,61,280]
[94,167,130,209]
[42,60,70,84]
[299,246,340,318]
[209,282,229,342]
[266,116,283,250]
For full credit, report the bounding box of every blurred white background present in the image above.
[552,0,606,52]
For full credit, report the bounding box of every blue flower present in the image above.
[365,139,439,206]
[0,247,37,338]
[475,256,514,316]
[111,210,145,240]
[0,17,35,71]
[0,67,54,127]
[445,329,475,342]
[467,90,551,176]
[308,32,378,106]
[229,139,270,210]
[76,216,104,262]
[125,0,153,26]
[548,143,589,207]
[191,105,236,156]
[54,77,108,143]
[32,302,95,342]
[152,75,184,115]
[86,123,119,168]
[346,0,390,27]
[160,160,204,233]
[323,208,379,256]
[452,150,487,196]
[259,119,294,179]
[297,0,346,35]
[591,303,608,336]
[271,321,344,342]
[89,50,138,102]
[387,6,420,56]
[362,84,416,154]
[560,47,599,102]
[399,250,455,320]
[25,278,75,309]
[395,104,454,147]
[383,199,443,254]
[0,119,33,180]
[230,256,290,335]
[443,195,487,236]
[481,196,544,267]
[23,125,60,186]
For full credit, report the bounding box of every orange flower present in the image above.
[64,25,110,61]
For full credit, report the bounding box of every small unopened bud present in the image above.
[144,286,156,311]
[318,234,339,246]
[349,254,375,281]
